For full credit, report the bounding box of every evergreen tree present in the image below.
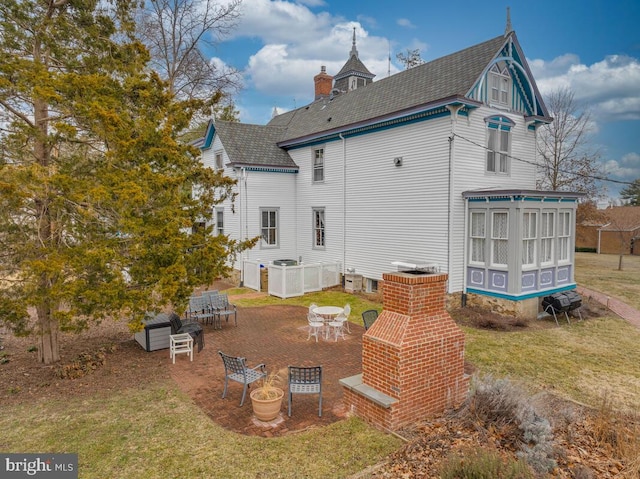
[620,178,640,205]
[0,0,254,364]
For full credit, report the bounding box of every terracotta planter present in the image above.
[250,387,284,421]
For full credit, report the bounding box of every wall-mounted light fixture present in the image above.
[394,157,403,166]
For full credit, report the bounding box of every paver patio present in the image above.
[168,293,365,437]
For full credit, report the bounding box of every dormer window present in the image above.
[489,64,510,107]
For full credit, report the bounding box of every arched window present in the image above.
[484,116,514,174]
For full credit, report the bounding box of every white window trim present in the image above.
[214,150,224,170]
[215,207,224,236]
[469,211,486,265]
[491,211,509,267]
[312,207,325,249]
[558,210,572,263]
[540,211,555,266]
[522,211,537,269]
[260,207,279,249]
[313,148,324,183]
[484,116,513,175]
[489,64,510,107]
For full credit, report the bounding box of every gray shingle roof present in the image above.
[213,122,297,169]
[334,54,374,81]
[268,34,510,144]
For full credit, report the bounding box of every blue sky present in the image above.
[209,0,640,201]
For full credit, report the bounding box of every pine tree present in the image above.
[620,178,640,206]
[0,0,254,364]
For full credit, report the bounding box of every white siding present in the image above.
[447,105,538,292]
[201,102,541,294]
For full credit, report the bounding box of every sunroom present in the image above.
[462,189,585,318]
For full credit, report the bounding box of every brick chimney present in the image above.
[341,271,469,431]
[314,66,333,100]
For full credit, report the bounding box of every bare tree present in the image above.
[137,0,243,109]
[536,87,603,199]
[396,49,425,70]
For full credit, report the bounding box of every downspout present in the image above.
[445,105,463,297]
[340,133,346,276]
[238,167,247,285]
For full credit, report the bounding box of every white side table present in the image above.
[170,333,193,363]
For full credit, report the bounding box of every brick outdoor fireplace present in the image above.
[340,270,469,431]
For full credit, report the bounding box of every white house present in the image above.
[195,25,583,317]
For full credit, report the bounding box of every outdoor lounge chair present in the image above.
[218,350,266,406]
[169,313,204,352]
[211,293,237,328]
[185,294,218,327]
[288,365,322,417]
[362,309,379,330]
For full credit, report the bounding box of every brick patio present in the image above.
[167,289,364,437]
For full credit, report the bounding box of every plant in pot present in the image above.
[250,368,285,421]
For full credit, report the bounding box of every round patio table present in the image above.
[312,306,344,340]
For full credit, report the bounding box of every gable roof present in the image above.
[199,120,297,170]
[269,32,544,147]
[599,206,640,232]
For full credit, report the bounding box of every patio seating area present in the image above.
[166,287,364,437]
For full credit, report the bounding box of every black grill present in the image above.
[542,291,582,325]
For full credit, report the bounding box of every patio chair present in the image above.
[335,303,351,333]
[185,294,217,327]
[212,293,237,328]
[169,313,204,352]
[288,365,322,417]
[218,351,266,406]
[362,309,379,331]
[307,309,324,342]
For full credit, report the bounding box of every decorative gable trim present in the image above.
[468,34,550,122]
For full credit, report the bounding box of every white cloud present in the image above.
[530,53,640,121]
[397,18,415,29]
[228,0,398,103]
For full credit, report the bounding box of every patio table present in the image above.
[312,306,344,340]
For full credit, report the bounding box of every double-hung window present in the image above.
[215,208,224,236]
[558,210,571,262]
[540,211,555,264]
[313,208,325,249]
[260,208,278,247]
[215,151,223,170]
[485,116,513,174]
[522,211,537,267]
[470,211,486,264]
[313,148,324,182]
[489,64,510,106]
[491,211,509,266]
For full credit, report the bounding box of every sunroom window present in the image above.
[522,211,537,267]
[491,211,509,266]
[470,211,486,264]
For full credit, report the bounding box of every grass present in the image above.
[2,255,639,477]
[575,252,640,310]
[0,381,401,479]
[463,317,640,412]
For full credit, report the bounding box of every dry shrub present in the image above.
[592,397,640,478]
[439,447,533,479]
[463,375,556,474]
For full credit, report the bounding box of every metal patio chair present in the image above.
[218,350,266,406]
[288,365,323,417]
[361,309,379,331]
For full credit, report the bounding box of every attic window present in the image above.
[489,64,510,106]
